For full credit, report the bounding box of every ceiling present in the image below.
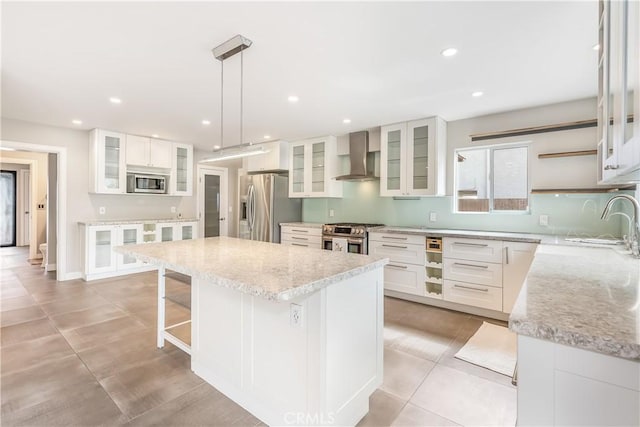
[1,1,598,152]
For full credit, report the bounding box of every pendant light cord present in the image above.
[219,59,224,152]
[240,48,244,146]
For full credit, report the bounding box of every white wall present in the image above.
[1,118,198,277]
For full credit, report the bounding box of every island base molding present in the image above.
[191,269,384,426]
[516,335,639,426]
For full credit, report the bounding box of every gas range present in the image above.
[322,223,384,254]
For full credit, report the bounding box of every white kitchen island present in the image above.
[116,236,388,426]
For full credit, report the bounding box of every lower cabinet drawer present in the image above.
[369,241,425,265]
[281,237,321,249]
[281,232,320,245]
[443,280,502,311]
[443,258,503,287]
[384,262,425,296]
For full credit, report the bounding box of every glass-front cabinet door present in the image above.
[171,142,193,196]
[380,123,406,196]
[406,118,437,196]
[178,222,197,240]
[311,142,325,193]
[117,224,143,269]
[157,223,175,242]
[93,130,126,194]
[87,225,117,274]
[290,143,306,196]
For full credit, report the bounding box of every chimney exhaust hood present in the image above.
[334,131,378,181]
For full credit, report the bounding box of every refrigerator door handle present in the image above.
[247,184,255,234]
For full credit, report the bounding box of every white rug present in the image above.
[454,322,517,377]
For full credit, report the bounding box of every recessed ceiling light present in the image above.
[592,43,600,50]
[343,119,351,124]
[440,47,458,57]
[151,134,159,138]
[288,95,299,103]
[263,135,271,140]
[471,91,484,97]
[109,97,122,104]
[71,119,82,125]
[213,145,221,150]
[202,120,211,125]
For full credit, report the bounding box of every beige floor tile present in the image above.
[0,294,37,312]
[128,383,263,426]
[100,352,203,418]
[384,323,453,362]
[410,365,517,427]
[0,304,47,327]
[0,286,29,299]
[60,315,149,352]
[29,282,93,304]
[1,334,75,376]
[391,403,460,427]
[77,328,175,380]
[50,303,127,330]
[380,348,435,400]
[40,292,111,316]
[357,389,406,427]
[166,321,191,346]
[132,300,191,328]
[0,318,58,347]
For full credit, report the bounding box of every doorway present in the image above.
[197,166,228,238]
[1,170,17,246]
[19,169,30,246]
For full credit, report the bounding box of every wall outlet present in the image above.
[539,214,549,226]
[290,303,303,328]
[429,212,437,222]
[99,207,106,215]
[170,206,176,213]
[329,209,335,218]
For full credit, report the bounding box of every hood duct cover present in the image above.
[335,131,378,181]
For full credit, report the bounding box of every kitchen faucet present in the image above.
[601,194,640,257]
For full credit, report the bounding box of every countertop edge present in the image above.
[371,226,543,243]
[279,222,324,229]
[79,218,198,226]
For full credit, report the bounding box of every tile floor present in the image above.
[1,246,516,426]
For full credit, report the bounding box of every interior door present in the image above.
[20,169,30,246]
[198,166,228,238]
[1,171,17,247]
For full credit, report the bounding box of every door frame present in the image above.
[18,168,31,246]
[196,165,228,238]
[0,158,37,255]
[0,170,17,247]
[1,140,68,280]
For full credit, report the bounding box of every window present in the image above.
[455,144,529,213]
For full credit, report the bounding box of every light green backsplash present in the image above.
[302,181,630,238]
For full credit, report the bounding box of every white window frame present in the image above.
[454,141,531,214]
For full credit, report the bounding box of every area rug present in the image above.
[454,322,517,376]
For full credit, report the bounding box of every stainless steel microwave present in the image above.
[126,173,167,194]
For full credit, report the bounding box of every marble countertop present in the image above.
[279,222,323,229]
[115,236,388,302]
[371,226,543,243]
[79,218,198,226]
[509,244,640,360]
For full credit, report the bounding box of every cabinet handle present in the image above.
[291,236,308,241]
[604,165,620,170]
[291,243,309,247]
[382,244,408,249]
[387,264,408,269]
[452,242,489,247]
[382,236,408,240]
[505,247,509,265]
[453,262,489,269]
[291,229,309,233]
[453,284,489,292]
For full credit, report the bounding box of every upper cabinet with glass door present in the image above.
[380,117,447,196]
[171,142,193,196]
[288,136,342,198]
[598,0,640,183]
[89,129,126,194]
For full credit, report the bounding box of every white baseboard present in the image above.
[46,263,57,271]
[62,271,83,281]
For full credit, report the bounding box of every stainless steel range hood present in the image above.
[335,131,378,181]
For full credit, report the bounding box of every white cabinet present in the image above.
[280,225,322,249]
[157,223,176,242]
[443,237,504,312]
[245,140,289,172]
[380,117,446,196]
[171,142,193,196]
[289,136,342,198]
[369,232,426,296]
[117,224,144,270]
[156,221,198,242]
[89,129,126,194]
[502,242,536,313]
[598,0,640,183]
[126,135,172,169]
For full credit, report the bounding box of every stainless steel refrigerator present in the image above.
[238,173,302,243]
